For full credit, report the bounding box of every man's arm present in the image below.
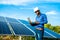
[27,17,39,26]
[35,21,40,24]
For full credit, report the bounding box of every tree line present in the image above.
[44,24,60,34]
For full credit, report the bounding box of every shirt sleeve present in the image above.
[40,14,48,24]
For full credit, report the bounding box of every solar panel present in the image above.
[6,18,34,36]
[45,28,60,38]
[0,17,11,34]
[0,16,6,22]
[0,22,11,34]
[9,22,34,36]
[19,20,29,24]
[44,31,53,38]
[0,16,60,38]
[6,17,19,23]
[19,20,35,31]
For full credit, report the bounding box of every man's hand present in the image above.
[35,21,40,24]
[27,17,32,24]
[36,28,43,30]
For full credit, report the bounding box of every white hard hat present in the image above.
[34,7,39,12]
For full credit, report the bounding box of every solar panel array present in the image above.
[0,16,34,36]
[0,16,60,38]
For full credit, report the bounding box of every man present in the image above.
[27,7,48,40]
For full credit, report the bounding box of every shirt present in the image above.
[35,13,48,28]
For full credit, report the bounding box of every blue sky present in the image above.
[0,0,60,26]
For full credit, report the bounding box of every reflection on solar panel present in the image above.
[44,31,52,38]
[19,20,29,24]
[0,16,6,22]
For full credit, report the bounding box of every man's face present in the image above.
[35,10,40,15]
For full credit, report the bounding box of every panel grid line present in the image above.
[4,17,15,35]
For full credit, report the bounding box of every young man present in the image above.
[27,7,48,40]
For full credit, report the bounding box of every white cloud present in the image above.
[20,7,33,10]
[0,0,60,5]
[45,0,60,2]
[0,0,38,5]
[46,11,57,15]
